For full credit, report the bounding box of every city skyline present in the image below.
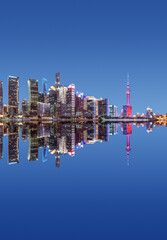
[0,72,165,118]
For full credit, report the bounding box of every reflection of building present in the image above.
[28,79,39,117]
[22,125,29,141]
[0,81,3,115]
[8,76,19,116]
[28,124,39,161]
[109,123,118,135]
[98,124,109,141]
[8,125,19,164]
[4,122,113,167]
[0,125,3,158]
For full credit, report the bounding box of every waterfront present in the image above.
[0,122,167,239]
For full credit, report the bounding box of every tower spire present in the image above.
[127,72,129,89]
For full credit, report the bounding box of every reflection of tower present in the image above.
[123,123,132,166]
[55,72,60,88]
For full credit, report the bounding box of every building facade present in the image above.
[8,76,19,116]
[28,79,39,117]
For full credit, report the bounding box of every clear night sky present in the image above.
[0,0,167,114]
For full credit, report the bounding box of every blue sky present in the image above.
[0,0,167,114]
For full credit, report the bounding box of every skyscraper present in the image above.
[66,84,75,117]
[55,72,60,88]
[0,81,3,115]
[86,97,96,118]
[42,78,47,95]
[28,79,39,117]
[49,85,57,116]
[8,76,19,116]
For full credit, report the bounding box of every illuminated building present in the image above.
[28,79,39,117]
[0,81,3,115]
[66,84,75,117]
[22,125,29,141]
[42,78,47,102]
[37,102,50,117]
[55,72,60,88]
[98,98,109,117]
[109,105,118,117]
[22,99,29,116]
[38,92,44,103]
[86,97,96,118]
[8,76,19,116]
[49,85,57,116]
[8,125,19,164]
[3,105,8,115]
[75,92,86,116]
[123,73,132,117]
[0,125,3,159]
[146,107,153,118]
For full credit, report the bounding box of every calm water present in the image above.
[0,122,166,240]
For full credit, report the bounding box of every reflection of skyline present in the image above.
[0,121,161,167]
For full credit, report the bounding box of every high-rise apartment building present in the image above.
[66,84,75,117]
[28,79,39,117]
[98,98,109,117]
[8,76,19,116]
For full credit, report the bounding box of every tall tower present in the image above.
[123,73,132,117]
[126,73,131,106]
[55,72,60,88]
